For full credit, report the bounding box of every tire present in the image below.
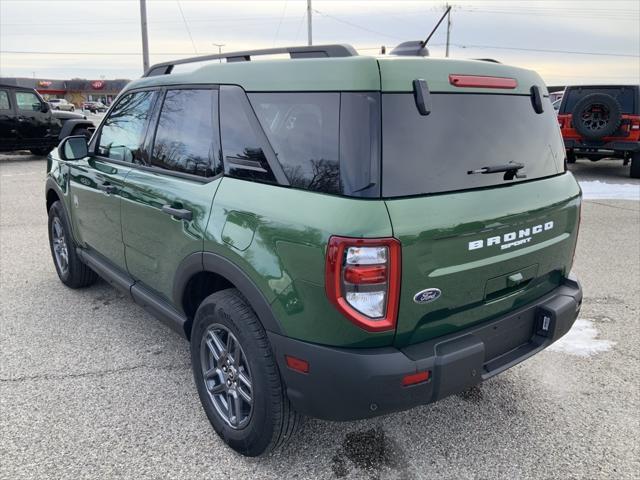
[572,93,622,139]
[566,150,576,164]
[191,289,299,457]
[30,147,52,156]
[72,127,92,140]
[630,152,640,179]
[70,106,75,112]
[48,201,98,288]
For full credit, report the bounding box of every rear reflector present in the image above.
[285,355,309,374]
[449,74,518,89]
[402,371,431,386]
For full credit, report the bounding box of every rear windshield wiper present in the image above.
[468,162,526,180]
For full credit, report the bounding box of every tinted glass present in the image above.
[97,90,156,163]
[151,89,221,177]
[0,91,9,110]
[382,93,564,197]
[15,91,41,111]
[250,92,340,194]
[339,92,381,197]
[220,86,276,184]
[561,86,637,114]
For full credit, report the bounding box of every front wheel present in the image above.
[630,152,640,179]
[190,289,299,456]
[70,106,75,112]
[48,201,97,288]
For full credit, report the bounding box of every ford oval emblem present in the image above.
[413,288,441,304]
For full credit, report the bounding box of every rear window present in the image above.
[561,86,637,114]
[381,93,564,197]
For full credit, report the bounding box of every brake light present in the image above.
[630,115,640,130]
[325,236,401,332]
[449,74,517,89]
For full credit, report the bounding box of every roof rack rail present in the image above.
[143,44,358,77]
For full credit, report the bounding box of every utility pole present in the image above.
[212,43,225,63]
[140,0,150,72]
[445,3,451,58]
[307,0,313,46]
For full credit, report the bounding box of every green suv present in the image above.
[45,44,583,456]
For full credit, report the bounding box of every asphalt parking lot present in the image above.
[1,155,638,479]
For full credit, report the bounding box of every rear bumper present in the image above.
[269,275,582,421]
[565,139,640,153]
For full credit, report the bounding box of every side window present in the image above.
[97,90,156,163]
[249,92,340,194]
[220,85,277,184]
[15,91,41,111]
[151,89,222,177]
[0,91,10,110]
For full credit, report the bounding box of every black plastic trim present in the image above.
[199,252,282,334]
[76,248,134,293]
[130,283,189,338]
[270,279,582,421]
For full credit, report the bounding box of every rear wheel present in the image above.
[70,106,75,112]
[30,147,51,156]
[48,201,97,288]
[566,150,576,164]
[630,152,640,179]
[190,289,299,456]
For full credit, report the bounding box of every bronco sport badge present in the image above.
[468,221,554,251]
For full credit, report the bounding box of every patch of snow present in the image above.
[548,319,615,357]
[578,180,640,201]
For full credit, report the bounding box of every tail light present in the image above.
[325,236,401,332]
[630,115,640,131]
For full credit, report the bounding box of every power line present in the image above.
[452,43,639,58]
[176,0,198,54]
[272,0,288,46]
[312,9,403,41]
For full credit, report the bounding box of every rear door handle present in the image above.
[162,205,192,221]
[97,183,117,194]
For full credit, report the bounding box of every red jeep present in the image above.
[558,85,640,178]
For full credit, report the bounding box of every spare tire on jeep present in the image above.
[572,93,622,139]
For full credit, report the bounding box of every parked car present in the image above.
[0,84,94,156]
[82,101,107,113]
[45,44,582,457]
[558,84,640,178]
[549,90,564,104]
[48,98,75,111]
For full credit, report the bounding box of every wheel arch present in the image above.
[174,252,283,339]
[58,119,95,140]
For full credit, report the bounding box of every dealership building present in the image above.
[0,77,129,106]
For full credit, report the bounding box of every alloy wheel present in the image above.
[200,324,253,429]
[51,217,69,275]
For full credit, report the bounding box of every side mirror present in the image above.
[58,135,88,161]
[40,102,50,113]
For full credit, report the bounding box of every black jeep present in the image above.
[0,84,95,156]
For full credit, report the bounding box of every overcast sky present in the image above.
[0,0,638,85]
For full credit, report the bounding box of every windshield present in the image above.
[381,93,565,197]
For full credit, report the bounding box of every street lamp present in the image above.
[212,43,225,63]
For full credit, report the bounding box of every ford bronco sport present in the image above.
[45,44,582,457]
[558,84,640,178]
